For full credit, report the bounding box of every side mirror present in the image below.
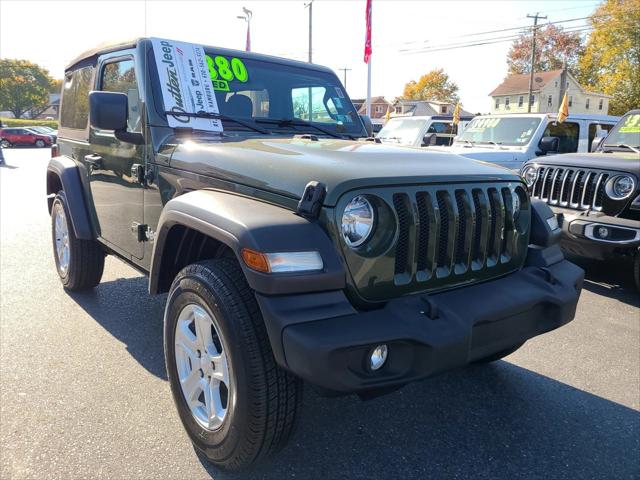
[90,91,128,131]
[359,114,373,137]
[422,133,437,147]
[89,91,143,145]
[591,135,606,152]
[537,136,559,155]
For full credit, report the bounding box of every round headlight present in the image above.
[521,165,538,188]
[606,175,636,200]
[341,195,375,248]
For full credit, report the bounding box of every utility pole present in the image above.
[526,13,547,113]
[339,67,352,90]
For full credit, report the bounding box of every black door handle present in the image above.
[84,154,103,169]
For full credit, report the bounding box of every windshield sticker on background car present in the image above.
[466,117,500,132]
[151,37,222,132]
[619,114,640,133]
[206,55,249,92]
[335,87,345,99]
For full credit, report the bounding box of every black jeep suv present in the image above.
[47,38,583,470]
[522,110,640,290]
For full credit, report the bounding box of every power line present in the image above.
[526,13,547,113]
[397,26,593,55]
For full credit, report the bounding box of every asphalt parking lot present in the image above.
[1,148,639,480]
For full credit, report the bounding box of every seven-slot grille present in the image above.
[531,166,608,211]
[391,184,524,281]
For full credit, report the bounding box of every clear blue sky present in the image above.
[0,0,601,113]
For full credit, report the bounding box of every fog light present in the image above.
[597,226,610,238]
[369,344,388,371]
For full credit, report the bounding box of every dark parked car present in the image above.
[521,110,640,290]
[0,127,53,148]
[46,38,583,471]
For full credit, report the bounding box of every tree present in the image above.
[507,24,584,75]
[577,0,640,116]
[402,69,460,103]
[50,79,63,93]
[0,60,54,118]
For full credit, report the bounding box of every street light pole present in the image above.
[339,67,352,90]
[526,13,546,113]
[305,0,313,63]
[237,7,253,52]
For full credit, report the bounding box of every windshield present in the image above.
[457,116,542,146]
[163,50,364,137]
[603,113,640,148]
[377,118,425,144]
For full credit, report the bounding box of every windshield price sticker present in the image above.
[619,114,640,133]
[206,55,249,91]
[467,117,500,132]
[151,38,222,132]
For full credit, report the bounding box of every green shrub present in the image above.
[0,117,58,129]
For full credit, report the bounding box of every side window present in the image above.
[543,122,580,153]
[588,123,613,151]
[101,59,141,132]
[60,66,93,130]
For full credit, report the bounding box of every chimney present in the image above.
[559,60,568,100]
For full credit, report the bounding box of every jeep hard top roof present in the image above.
[65,37,334,75]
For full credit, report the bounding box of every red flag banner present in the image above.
[364,0,372,63]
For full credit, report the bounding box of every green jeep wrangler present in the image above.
[47,38,584,471]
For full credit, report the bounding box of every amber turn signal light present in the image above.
[241,248,270,273]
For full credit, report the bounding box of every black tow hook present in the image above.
[537,267,557,285]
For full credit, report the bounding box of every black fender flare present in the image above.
[46,156,95,240]
[149,189,346,295]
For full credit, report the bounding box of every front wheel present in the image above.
[51,192,105,290]
[35,139,46,148]
[164,259,302,471]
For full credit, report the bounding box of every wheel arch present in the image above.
[46,156,95,240]
[149,190,346,296]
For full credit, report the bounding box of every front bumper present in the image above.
[257,259,583,393]
[551,207,640,260]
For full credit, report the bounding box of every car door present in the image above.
[85,53,145,259]
[13,129,30,145]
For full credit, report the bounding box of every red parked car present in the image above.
[0,127,53,148]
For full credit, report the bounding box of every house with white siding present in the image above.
[489,69,610,115]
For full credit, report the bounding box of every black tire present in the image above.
[35,139,46,148]
[51,191,105,290]
[473,342,524,364]
[634,249,640,292]
[164,258,302,472]
[1,139,11,148]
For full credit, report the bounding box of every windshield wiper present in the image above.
[460,139,475,147]
[164,110,271,135]
[603,143,640,154]
[255,118,351,139]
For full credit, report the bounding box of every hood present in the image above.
[525,151,640,175]
[168,136,521,206]
[446,145,523,161]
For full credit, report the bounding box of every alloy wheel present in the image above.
[174,303,232,431]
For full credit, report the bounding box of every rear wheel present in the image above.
[1,139,11,148]
[51,192,105,290]
[164,258,302,471]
